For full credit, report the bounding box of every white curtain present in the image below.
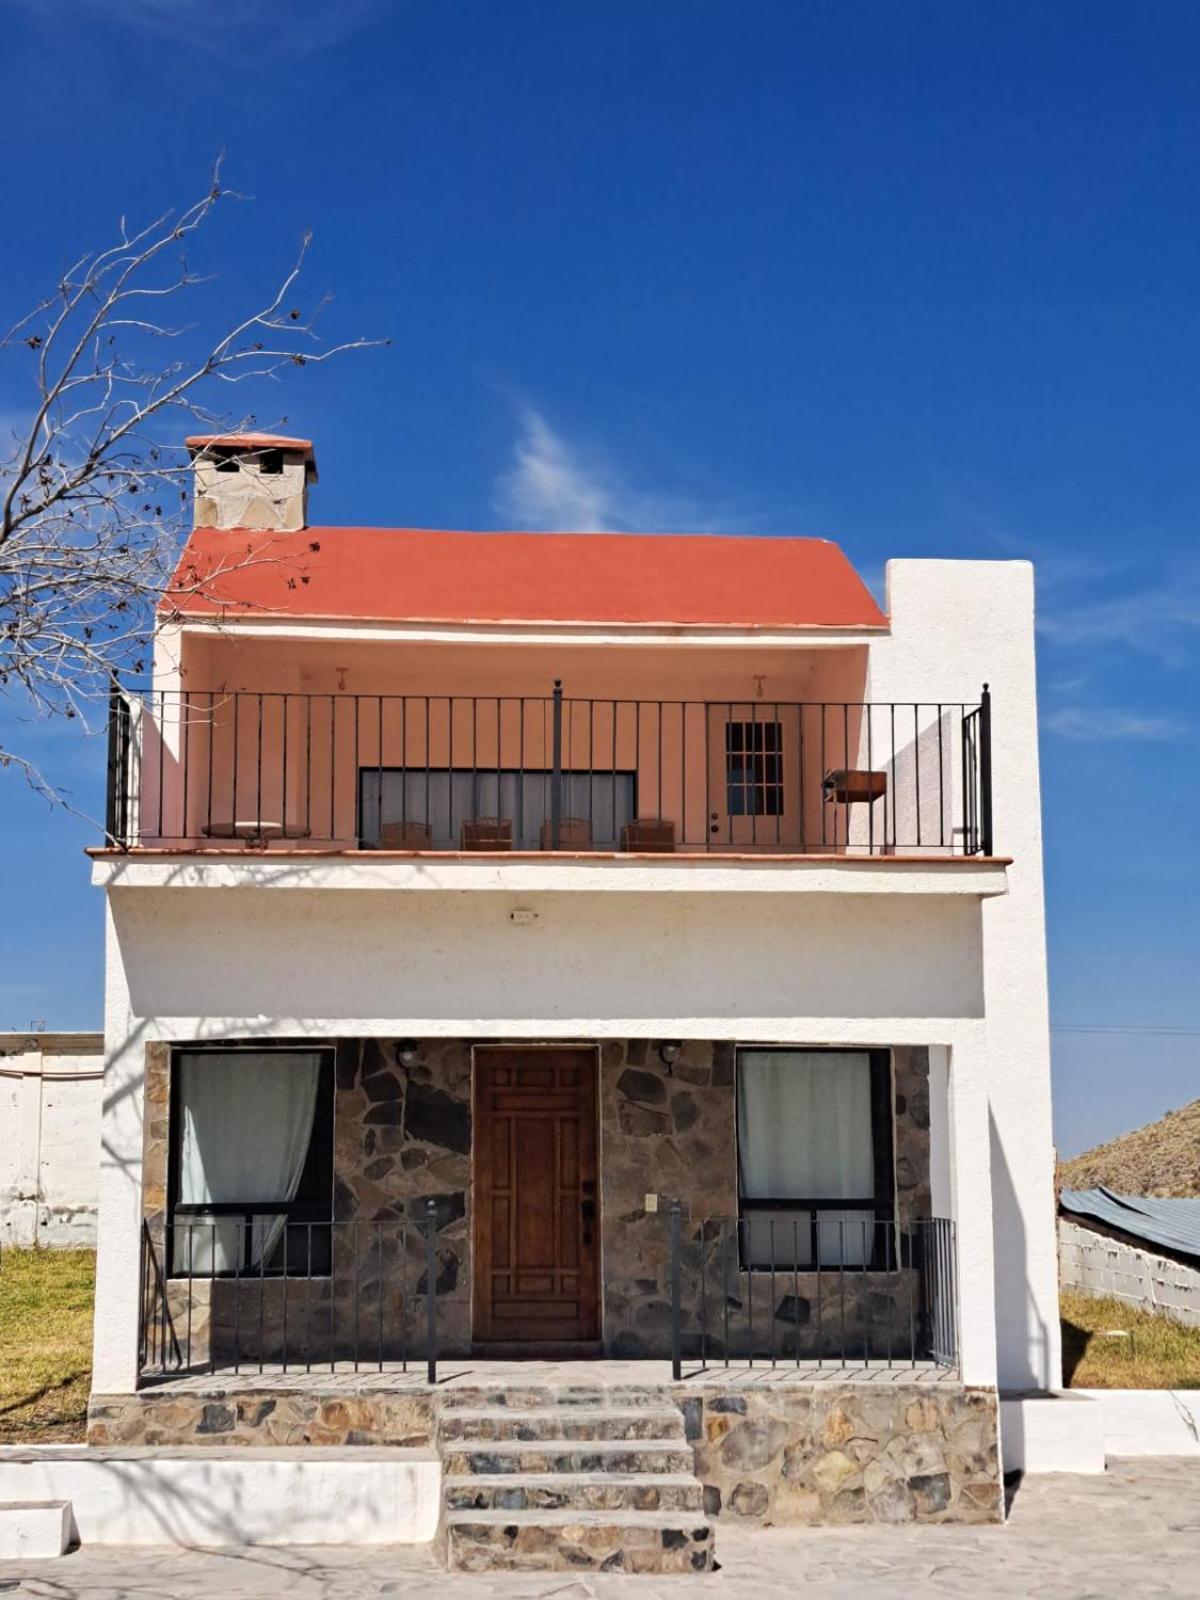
[738,1051,877,1267]
[177,1051,322,1274]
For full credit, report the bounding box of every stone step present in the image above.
[443,1472,706,1514]
[443,1509,715,1574]
[440,1438,696,1477]
[438,1406,685,1443]
[438,1386,677,1411]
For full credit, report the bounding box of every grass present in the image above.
[0,1247,95,1443]
[1061,1289,1200,1390]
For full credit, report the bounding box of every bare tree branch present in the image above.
[0,160,385,810]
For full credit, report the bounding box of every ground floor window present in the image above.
[736,1047,894,1267]
[168,1046,334,1277]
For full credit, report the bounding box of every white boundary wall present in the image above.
[0,1446,440,1547]
[1060,1219,1200,1329]
[0,1034,103,1248]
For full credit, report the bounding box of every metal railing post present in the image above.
[669,1198,683,1381]
[550,679,563,849]
[979,684,993,857]
[105,672,129,847]
[424,1197,438,1385]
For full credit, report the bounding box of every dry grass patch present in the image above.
[0,1247,94,1442]
[1062,1288,1200,1389]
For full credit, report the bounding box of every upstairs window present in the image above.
[725,720,783,816]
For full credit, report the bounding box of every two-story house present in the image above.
[84,433,1059,1570]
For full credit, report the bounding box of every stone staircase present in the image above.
[435,1386,715,1574]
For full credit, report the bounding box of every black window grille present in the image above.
[725,720,784,816]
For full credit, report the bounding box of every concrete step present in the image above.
[438,1406,685,1443]
[0,1501,71,1560]
[443,1509,715,1574]
[439,1439,696,1477]
[439,1386,676,1411]
[443,1472,706,1514]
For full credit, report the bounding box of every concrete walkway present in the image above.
[2,1459,1198,1598]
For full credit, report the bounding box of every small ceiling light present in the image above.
[397,1039,419,1068]
[658,1040,682,1074]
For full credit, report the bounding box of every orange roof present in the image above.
[163,525,887,630]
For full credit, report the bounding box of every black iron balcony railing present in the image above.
[106,682,993,857]
[139,1204,443,1383]
[666,1209,959,1377]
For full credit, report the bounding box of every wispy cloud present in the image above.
[1038,576,1200,666]
[13,0,384,56]
[493,406,757,535]
[1042,706,1187,742]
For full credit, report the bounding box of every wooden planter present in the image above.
[460,818,513,851]
[823,768,888,805]
[539,817,593,850]
[620,818,676,853]
[378,820,433,848]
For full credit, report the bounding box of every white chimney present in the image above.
[187,433,317,532]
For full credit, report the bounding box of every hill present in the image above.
[1060,1098,1200,1198]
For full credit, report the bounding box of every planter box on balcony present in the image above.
[621,818,675,853]
[378,821,433,849]
[823,769,888,805]
[539,818,593,851]
[460,818,513,851]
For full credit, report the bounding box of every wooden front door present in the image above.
[472,1047,600,1346]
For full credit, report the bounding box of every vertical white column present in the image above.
[945,1029,998,1388]
[90,900,146,1394]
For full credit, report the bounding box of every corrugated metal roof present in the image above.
[1060,1186,1200,1262]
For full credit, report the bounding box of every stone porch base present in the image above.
[88,1364,1000,1527]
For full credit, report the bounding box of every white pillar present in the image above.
[944,1031,998,1389]
[90,901,146,1394]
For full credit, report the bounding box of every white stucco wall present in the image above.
[0,1034,104,1248]
[870,560,1060,1393]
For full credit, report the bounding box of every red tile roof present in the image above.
[163,525,887,629]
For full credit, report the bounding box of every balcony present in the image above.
[105,685,993,858]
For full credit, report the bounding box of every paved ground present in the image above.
[3,1459,1199,1599]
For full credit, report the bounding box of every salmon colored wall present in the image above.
[141,633,880,849]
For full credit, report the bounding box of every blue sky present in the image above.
[3,0,1199,1156]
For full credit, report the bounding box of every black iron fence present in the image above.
[106,683,993,856]
[139,1202,442,1383]
[667,1208,959,1377]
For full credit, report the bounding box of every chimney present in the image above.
[186,433,317,532]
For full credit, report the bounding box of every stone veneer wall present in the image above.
[140,1039,474,1369]
[88,1382,1000,1529]
[599,1041,932,1360]
[139,1039,931,1369]
[685,1384,1001,1525]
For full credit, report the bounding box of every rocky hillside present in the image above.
[1060,1098,1200,1198]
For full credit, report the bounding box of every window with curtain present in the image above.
[736,1049,893,1269]
[168,1048,334,1277]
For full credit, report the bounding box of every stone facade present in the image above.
[88,1380,1000,1529]
[686,1383,1001,1525]
[89,1389,434,1448]
[139,1038,932,1369]
[598,1041,933,1360]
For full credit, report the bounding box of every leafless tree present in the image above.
[0,159,382,810]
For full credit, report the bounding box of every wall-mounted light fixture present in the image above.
[396,1039,419,1068]
[658,1040,682,1075]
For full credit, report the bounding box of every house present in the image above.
[83,433,1058,1567]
